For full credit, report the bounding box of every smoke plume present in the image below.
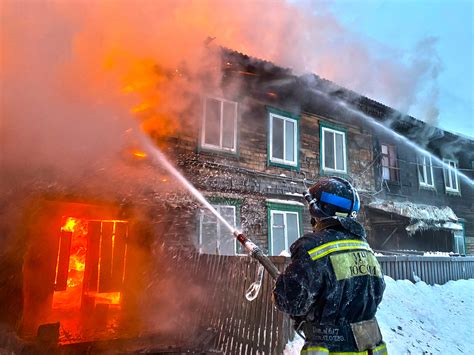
[1,1,444,176]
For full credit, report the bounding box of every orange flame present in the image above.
[131,150,147,159]
[91,292,121,305]
[61,217,78,232]
[59,217,87,288]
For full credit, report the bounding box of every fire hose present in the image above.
[233,230,281,301]
[233,187,312,300]
[233,230,280,280]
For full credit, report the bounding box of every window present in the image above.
[381,144,399,182]
[321,126,347,173]
[201,97,238,152]
[267,202,302,256]
[453,223,465,255]
[443,159,459,193]
[199,204,241,255]
[418,155,434,188]
[269,112,298,168]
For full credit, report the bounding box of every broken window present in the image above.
[418,155,434,188]
[269,112,298,168]
[199,205,239,255]
[443,159,459,193]
[321,126,346,173]
[201,97,238,152]
[268,206,301,256]
[381,144,399,182]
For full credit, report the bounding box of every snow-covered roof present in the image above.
[368,200,461,235]
[266,199,305,206]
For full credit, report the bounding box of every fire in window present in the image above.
[381,144,400,182]
[53,217,128,311]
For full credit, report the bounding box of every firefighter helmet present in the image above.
[303,176,360,219]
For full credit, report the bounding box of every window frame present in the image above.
[418,155,435,188]
[267,107,300,170]
[320,125,347,174]
[267,202,303,256]
[443,159,460,194]
[453,221,465,255]
[380,143,400,183]
[198,202,241,255]
[201,96,238,154]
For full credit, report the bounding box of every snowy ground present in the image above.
[284,277,474,354]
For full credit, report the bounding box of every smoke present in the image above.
[0,0,453,343]
[1,1,444,177]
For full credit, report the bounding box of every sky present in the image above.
[284,277,474,354]
[323,0,474,138]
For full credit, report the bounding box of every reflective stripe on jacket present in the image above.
[273,217,386,353]
[301,342,388,355]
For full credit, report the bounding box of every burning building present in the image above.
[1,45,473,352]
[1,1,473,351]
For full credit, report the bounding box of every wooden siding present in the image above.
[168,98,376,253]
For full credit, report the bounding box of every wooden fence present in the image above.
[167,252,291,354]
[377,255,474,285]
[168,252,474,354]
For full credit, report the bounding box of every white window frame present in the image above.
[269,112,298,167]
[198,205,237,255]
[321,126,347,173]
[269,210,300,256]
[201,96,238,153]
[418,155,435,188]
[443,159,460,193]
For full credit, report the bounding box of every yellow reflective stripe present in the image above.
[330,352,368,355]
[301,347,329,354]
[371,343,388,355]
[308,240,372,261]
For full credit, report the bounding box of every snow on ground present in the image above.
[284,277,474,354]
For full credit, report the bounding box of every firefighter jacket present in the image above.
[273,217,386,353]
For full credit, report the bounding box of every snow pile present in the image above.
[284,277,474,354]
[368,200,457,222]
[368,200,461,235]
[423,251,456,257]
[266,199,305,206]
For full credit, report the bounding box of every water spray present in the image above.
[138,134,280,285]
[311,87,473,187]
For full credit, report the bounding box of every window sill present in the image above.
[268,159,299,171]
[383,179,401,186]
[320,169,348,177]
[419,184,436,191]
[445,189,461,196]
[198,145,239,158]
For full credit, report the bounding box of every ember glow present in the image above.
[131,150,148,159]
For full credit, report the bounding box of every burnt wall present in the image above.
[369,126,474,254]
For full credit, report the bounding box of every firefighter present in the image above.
[273,176,387,355]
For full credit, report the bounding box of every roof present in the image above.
[221,48,474,146]
[368,200,462,235]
